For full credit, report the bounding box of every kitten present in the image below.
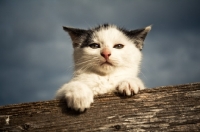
[56,24,151,112]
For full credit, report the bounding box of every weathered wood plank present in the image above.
[0,82,200,131]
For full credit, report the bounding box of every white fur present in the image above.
[56,25,149,111]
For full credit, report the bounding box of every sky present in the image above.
[0,0,200,106]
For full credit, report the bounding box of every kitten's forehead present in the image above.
[91,24,128,45]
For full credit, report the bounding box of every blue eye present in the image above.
[89,43,100,49]
[113,44,124,49]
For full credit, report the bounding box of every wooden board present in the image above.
[0,82,200,131]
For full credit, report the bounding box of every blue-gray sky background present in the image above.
[1,0,200,106]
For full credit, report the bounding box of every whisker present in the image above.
[75,60,94,66]
[75,57,100,67]
[74,63,96,75]
[140,71,147,79]
[75,56,99,63]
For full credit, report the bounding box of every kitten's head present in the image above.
[63,24,151,75]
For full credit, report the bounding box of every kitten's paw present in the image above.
[117,78,145,96]
[56,82,94,112]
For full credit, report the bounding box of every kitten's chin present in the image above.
[91,62,115,75]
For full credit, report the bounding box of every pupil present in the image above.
[89,43,100,48]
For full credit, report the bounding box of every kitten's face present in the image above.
[63,24,151,75]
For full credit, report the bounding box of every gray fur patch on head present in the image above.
[80,31,93,48]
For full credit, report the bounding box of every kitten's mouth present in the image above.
[101,61,113,66]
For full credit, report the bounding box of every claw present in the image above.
[116,87,119,90]
[123,90,126,96]
[131,90,135,96]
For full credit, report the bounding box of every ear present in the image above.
[63,26,87,47]
[128,25,152,50]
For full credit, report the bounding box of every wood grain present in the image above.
[0,82,200,131]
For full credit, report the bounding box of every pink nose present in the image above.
[101,49,111,60]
